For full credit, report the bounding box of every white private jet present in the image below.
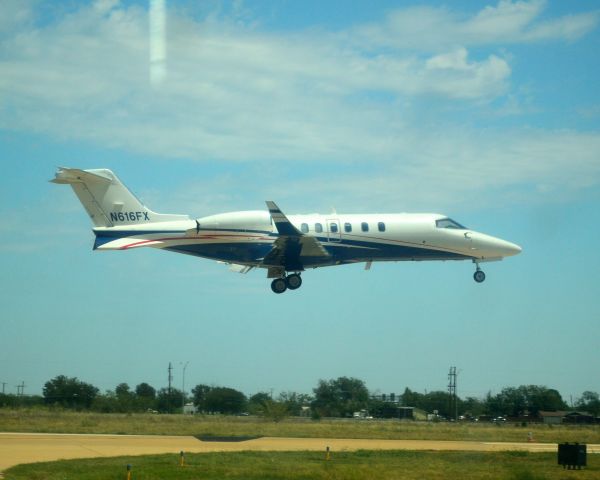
[52,167,521,293]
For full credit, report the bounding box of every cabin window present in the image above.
[301,223,309,233]
[344,222,352,233]
[330,223,338,233]
[315,223,323,233]
[361,222,369,232]
[435,218,466,229]
[378,222,386,232]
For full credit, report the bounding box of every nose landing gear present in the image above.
[270,273,303,294]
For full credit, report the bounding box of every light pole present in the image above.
[181,361,189,413]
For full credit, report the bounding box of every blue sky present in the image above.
[1,0,599,403]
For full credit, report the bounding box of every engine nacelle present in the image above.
[195,210,273,233]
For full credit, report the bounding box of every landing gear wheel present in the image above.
[271,278,287,294]
[286,274,302,290]
[473,270,486,283]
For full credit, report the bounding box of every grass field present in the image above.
[1,409,599,444]
[3,450,598,480]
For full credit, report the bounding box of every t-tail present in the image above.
[51,167,189,227]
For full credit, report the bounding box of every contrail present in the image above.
[149,0,166,86]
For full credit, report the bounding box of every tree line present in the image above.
[1,375,598,420]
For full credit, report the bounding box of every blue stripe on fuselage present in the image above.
[163,235,471,266]
[94,226,472,264]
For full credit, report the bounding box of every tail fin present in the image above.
[51,167,189,227]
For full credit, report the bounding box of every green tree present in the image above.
[135,382,156,411]
[91,390,119,413]
[576,391,600,416]
[115,383,131,397]
[43,375,99,409]
[0,393,44,408]
[248,392,272,415]
[401,387,423,408]
[278,391,312,416]
[114,383,135,412]
[312,377,369,417]
[462,396,485,419]
[525,386,566,415]
[156,388,184,413]
[261,399,289,422]
[485,385,567,417]
[135,382,156,399]
[204,387,247,414]
[420,391,452,418]
[191,384,213,411]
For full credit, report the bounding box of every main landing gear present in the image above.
[270,273,302,294]
[473,264,486,283]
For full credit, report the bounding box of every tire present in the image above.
[473,270,486,283]
[271,278,287,294]
[286,274,302,290]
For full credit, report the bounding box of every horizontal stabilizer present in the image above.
[50,167,112,185]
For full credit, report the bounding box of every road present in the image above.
[1,432,598,474]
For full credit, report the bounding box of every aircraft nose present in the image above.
[509,242,522,256]
[497,239,522,257]
[473,233,522,258]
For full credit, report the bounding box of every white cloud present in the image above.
[0,0,36,36]
[0,1,599,213]
[353,0,600,50]
[156,127,600,216]
[0,2,511,162]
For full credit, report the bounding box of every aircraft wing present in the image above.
[217,261,254,274]
[262,201,330,271]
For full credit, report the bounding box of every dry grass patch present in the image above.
[1,409,600,444]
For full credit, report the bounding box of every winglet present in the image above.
[266,201,302,236]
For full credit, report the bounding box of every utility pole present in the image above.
[1,382,6,394]
[448,367,457,421]
[16,381,26,396]
[166,362,174,413]
[181,361,189,413]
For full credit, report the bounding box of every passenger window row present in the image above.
[300,222,386,234]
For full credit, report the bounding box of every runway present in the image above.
[1,432,598,474]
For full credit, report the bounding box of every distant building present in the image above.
[300,406,311,417]
[539,411,596,425]
[563,411,597,424]
[539,411,564,425]
[369,394,415,419]
[183,403,197,415]
[398,406,414,419]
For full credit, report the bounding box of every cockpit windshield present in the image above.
[436,218,467,229]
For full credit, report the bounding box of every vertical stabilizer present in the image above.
[51,167,189,227]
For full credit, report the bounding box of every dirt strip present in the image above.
[1,432,598,474]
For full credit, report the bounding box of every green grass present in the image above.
[3,450,598,480]
[1,409,600,443]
